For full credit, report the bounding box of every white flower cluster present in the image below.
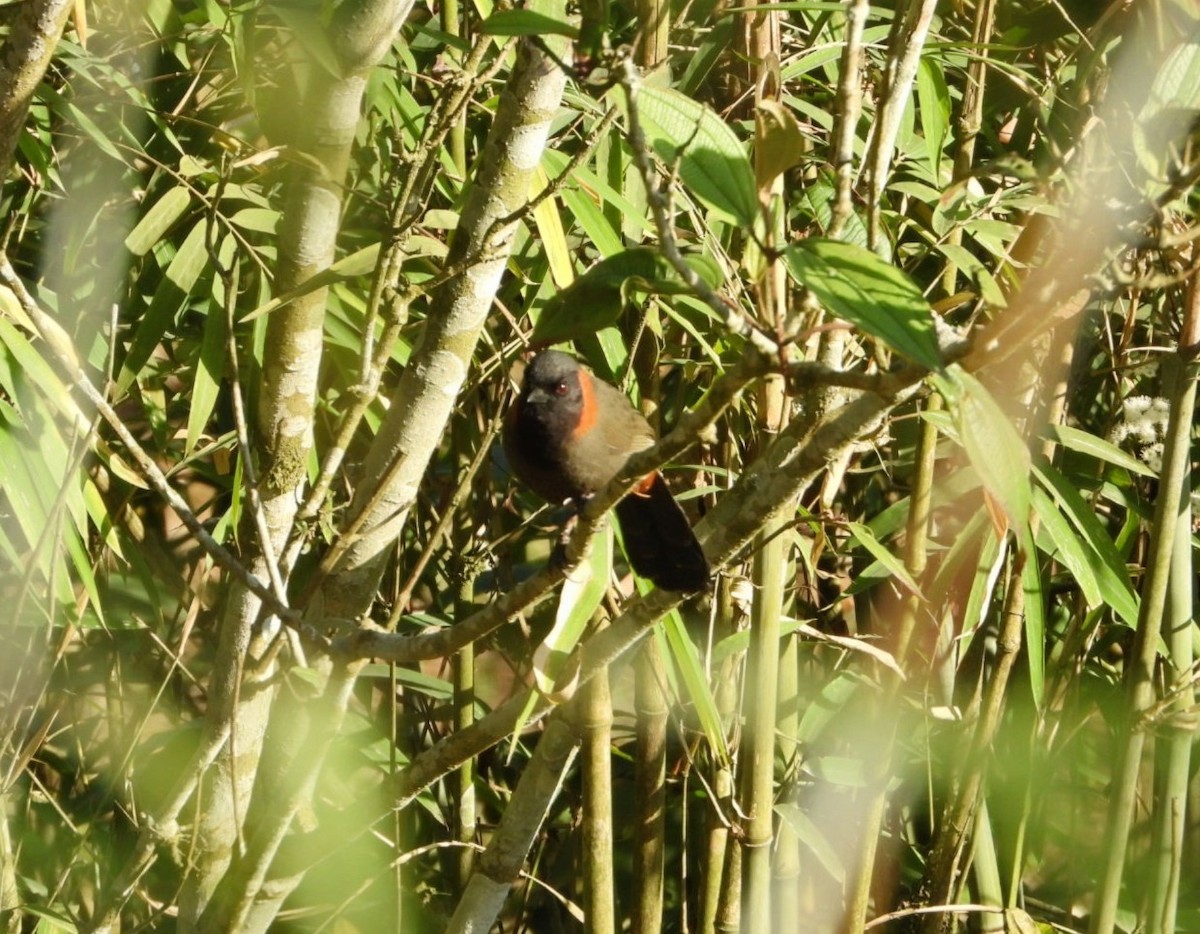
[1109,394,1171,472]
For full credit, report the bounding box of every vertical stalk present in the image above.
[971,800,1006,933]
[453,580,478,891]
[738,508,786,933]
[703,582,743,934]
[828,0,869,240]
[844,393,940,931]
[942,0,997,293]
[1145,476,1194,934]
[738,8,787,921]
[1091,279,1200,934]
[919,553,1028,934]
[441,0,466,175]
[864,0,939,251]
[772,629,801,930]
[582,666,616,934]
[633,638,668,934]
[447,714,580,933]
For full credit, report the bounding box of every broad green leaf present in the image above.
[533,525,611,697]
[530,167,574,289]
[805,756,866,787]
[846,521,924,598]
[479,8,579,37]
[125,186,192,256]
[559,185,623,258]
[119,222,210,391]
[754,99,808,194]
[783,239,942,370]
[242,244,381,323]
[186,298,228,455]
[937,367,1031,535]
[1047,423,1155,477]
[796,670,864,743]
[510,527,611,760]
[1032,487,1101,609]
[532,247,719,345]
[229,208,279,234]
[634,85,758,226]
[1033,462,1140,627]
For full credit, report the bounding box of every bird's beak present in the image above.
[525,387,553,405]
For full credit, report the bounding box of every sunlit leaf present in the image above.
[125,186,192,256]
[783,239,942,370]
[479,8,579,37]
[634,85,758,226]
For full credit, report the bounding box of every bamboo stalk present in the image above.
[633,638,668,934]
[582,665,616,934]
[1091,277,1200,934]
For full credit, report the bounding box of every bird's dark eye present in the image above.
[554,381,569,396]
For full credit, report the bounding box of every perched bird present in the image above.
[503,349,709,592]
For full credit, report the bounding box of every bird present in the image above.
[503,349,710,592]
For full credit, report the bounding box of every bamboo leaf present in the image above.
[635,85,758,226]
[532,247,719,344]
[125,186,193,256]
[937,367,1032,535]
[776,803,846,884]
[530,166,574,290]
[1033,462,1140,627]
[783,239,942,370]
[846,520,924,599]
[1047,423,1155,477]
[186,296,228,454]
[479,8,579,37]
[661,612,730,765]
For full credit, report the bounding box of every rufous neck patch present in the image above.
[571,369,598,438]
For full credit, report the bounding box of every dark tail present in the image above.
[614,473,709,592]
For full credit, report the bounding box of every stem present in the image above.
[581,664,615,934]
[633,638,668,934]
[1090,278,1200,934]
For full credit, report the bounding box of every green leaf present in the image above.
[937,367,1032,535]
[846,521,924,598]
[1033,462,1140,627]
[916,56,949,179]
[186,299,228,455]
[754,99,808,194]
[241,244,381,323]
[661,613,730,765]
[531,166,574,289]
[125,186,192,256]
[776,803,845,884]
[119,222,210,392]
[532,247,719,345]
[634,85,758,226]
[533,526,611,696]
[782,239,942,370]
[1032,486,1102,609]
[479,8,579,37]
[1047,423,1155,477]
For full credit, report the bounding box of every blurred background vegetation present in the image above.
[0,0,1198,931]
